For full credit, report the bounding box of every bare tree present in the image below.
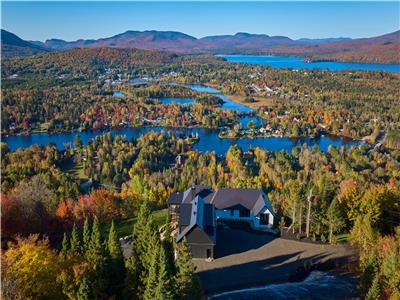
[306,187,313,238]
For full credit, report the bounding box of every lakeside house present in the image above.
[168,185,276,259]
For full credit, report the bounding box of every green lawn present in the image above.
[59,157,88,181]
[100,209,168,239]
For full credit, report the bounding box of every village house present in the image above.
[168,185,276,259]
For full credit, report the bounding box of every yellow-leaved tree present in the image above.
[1,235,63,299]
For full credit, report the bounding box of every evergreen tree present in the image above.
[154,246,174,300]
[327,198,346,244]
[133,202,156,293]
[366,275,381,300]
[107,220,123,260]
[175,237,196,299]
[123,255,140,300]
[87,217,104,266]
[143,241,160,300]
[70,223,81,254]
[86,217,107,299]
[162,215,176,280]
[82,217,91,255]
[60,232,69,257]
[106,220,125,297]
[77,277,92,300]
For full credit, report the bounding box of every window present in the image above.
[260,213,269,225]
[239,208,250,218]
[230,209,234,217]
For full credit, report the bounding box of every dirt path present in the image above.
[194,228,357,295]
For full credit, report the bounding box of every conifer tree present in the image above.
[162,214,176,278]
[107,220,123,260]
[366,275,381,300]
[87,217,104,266]
[82,217,91,254]
[133,202,156,293]
[106,220,125,297]
[123,254,140,300]
[70,223,81,254]
[143,241,160,300]
[60,232,69,257]
[175,237,196,299]
[77,277,92,300]
[86,216,107,299]
[154,246,174,300]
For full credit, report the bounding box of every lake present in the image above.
[2,127,360,155]
[160,98,195,105]
[210,271,359,300]
[220,55,400,72]
[2,84,362,154]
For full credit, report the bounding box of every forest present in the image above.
[2,47,399,142]
[1,47,400,299]
[2,128,400,298]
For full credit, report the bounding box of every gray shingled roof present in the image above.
[167,192,184,205]
[182,185,213,203]
[176,196,216,243]
[178,203,193,227]
[168,185,213,205]
[207,188,271,216]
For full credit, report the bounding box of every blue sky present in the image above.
[2,1,399,41]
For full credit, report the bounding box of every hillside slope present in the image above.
[1,29,49,58]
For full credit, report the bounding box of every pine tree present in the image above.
[60,232,69,257]
[154,246,174,300]
[133,202,153,261]
[123,254,139,300]
[106,220,125,297]
[175,237,196,299]
[82,217,91,255]
[87,217,104,266]
[143,241,160,300]
[162,215,176,279]
[327,198,346,244]
[86,216,107,299]
[133,202,157,294]
[70,223,81,254]
[77,277,92,300]
[107,220,123,260]
[366,275,381,300]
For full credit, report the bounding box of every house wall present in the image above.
[188,243,214,259]
[216,207,274,229]
[186,227,215,259]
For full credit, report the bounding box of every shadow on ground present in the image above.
[197,225,356,295]
[214,223,276,258]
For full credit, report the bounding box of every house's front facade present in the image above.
[168,186,276,259]
[208,188,275,230]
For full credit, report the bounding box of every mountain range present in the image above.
[2,29,399,63]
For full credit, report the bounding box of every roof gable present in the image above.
[209,188,271,216]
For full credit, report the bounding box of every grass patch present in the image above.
[336,233,351,243]
[100,209,168,239]
[59,157,88,181]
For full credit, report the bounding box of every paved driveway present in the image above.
[195,227,356,295]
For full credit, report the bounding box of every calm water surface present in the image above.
[160,98,195,105]
[220,55,400,72]
[3,127,360,155]
[3,85,361,154]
